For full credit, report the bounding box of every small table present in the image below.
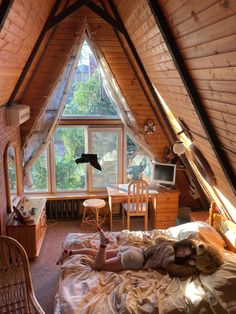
[82,198,106,227]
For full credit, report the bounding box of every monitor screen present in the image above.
[153,162,176,186]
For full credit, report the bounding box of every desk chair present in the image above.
[0,236,45,314]
[122,179,149,231]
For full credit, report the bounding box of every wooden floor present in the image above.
[30,216,149,314]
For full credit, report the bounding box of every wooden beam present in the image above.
[148,0,236,195]
[86,2,123,33]
[7,0,63,106]
[47,0,90,30]
[105,0,210,209]
[0,0,14,32]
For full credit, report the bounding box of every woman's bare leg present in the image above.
[56,248,120,265]
[57,226,123,271]
[94,246,123,272]
[93,226,123,272]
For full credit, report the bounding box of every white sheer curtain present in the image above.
[23,24,155,186]
[86,31,155,160]
[23,28,86,185]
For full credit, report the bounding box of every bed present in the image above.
[54,204,236,314]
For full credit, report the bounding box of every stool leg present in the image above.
[95,207,99,226]
[82,206,87,225]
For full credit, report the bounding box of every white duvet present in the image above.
[54,222,236,314]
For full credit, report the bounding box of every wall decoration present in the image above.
[144,120,156,134]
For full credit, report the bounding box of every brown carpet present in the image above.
[30,217,147,314]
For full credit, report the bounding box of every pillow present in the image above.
[163,221,226,250]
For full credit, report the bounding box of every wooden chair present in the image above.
[0,236,45,314]
[122,179,149,231]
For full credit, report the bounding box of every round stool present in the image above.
[82,198,106,227]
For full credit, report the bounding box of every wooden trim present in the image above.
[148,0,236,196]
[0,0,14,32]
[59,118,122,125]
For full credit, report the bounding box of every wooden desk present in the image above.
[107,184,175,231]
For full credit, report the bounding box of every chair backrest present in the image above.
[0,236,45,314]
[127,179,149,213]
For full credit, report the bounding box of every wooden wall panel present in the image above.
[0,0,55,106]
[114,0,236,213]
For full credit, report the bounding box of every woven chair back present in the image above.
[0,236,45,314]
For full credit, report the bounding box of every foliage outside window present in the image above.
[126,135,152,182]
[63,41,118,118]
[54,127,86,191]
[24,151,48,192]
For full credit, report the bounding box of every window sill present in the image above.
[24,191,108,200]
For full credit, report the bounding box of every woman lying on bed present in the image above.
[57,226,200,276]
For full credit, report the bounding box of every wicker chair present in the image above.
[0,236,45,314]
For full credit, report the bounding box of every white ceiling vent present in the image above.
[7,104,30,126]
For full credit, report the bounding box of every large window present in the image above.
[54,127,86,191]
[24,40,152,194]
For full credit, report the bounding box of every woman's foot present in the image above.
[97,225,110,247]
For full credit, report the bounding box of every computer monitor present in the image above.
[153,162,176,186]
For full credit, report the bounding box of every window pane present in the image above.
[63,41,118,117]
[91,131,118,188]
[126,135,152,182]
[54,127,86,191]
[24,151,48,192]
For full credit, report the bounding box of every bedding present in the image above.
[54,222,236,314]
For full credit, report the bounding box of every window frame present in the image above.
[25,121,125,195]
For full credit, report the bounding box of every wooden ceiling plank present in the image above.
[86,2,123,33]
[6,0,63,106]
[148,0,236,195]
[0,0,14,32]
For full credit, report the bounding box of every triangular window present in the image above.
[62,40,118,118]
